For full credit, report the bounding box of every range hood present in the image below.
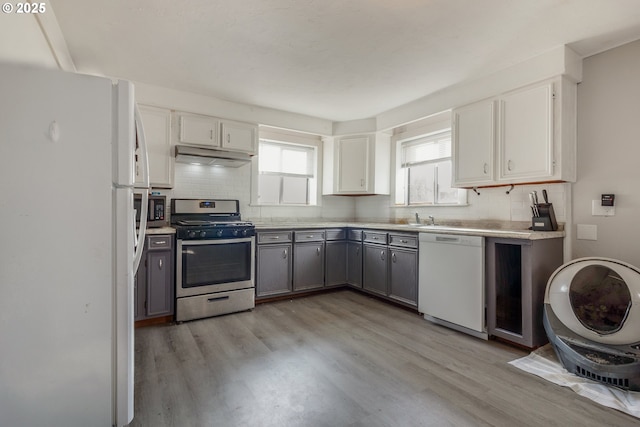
[174,145,252,167]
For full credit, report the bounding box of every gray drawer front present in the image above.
[348,229,363,241]
[363,231,387,244]
[147,235,172,250]
[175,289,255,322]
[257,231,292,244]
[389,234,418,248]
[295,230,325,242]
[325,228,346,241]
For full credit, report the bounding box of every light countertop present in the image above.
[252,220,564,240]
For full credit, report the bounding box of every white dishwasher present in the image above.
[418,233,487,339]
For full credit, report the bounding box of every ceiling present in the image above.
[50,0,640,122]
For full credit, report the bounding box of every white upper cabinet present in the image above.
[179,113,219,147]
[451,76,576,187]
[452,99,496,187]
[498,82,554,181]
[323,133,391,195]
[137,105,173,188]
[220,119,258,155]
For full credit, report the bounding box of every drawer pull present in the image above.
[269,236,280,240]
[207,296,230,303]
[307,235,315,238]
[400,239,408,243]
[154,240,167,245]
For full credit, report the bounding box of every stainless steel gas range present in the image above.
[171,199,255,322]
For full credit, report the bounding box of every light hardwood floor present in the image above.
[129,290,638,426]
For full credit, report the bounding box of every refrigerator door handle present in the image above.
[133,104,149,272]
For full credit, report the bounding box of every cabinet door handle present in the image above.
[283,249,288,259]
[210,129,213,140]
[158,259,163,270]
[392,252,396,263]
[316,247,321,256]
[380,250,385,261]
[227,134,231,144]
[483,163,488,174]
[507,160,513,171]
[360,178,365,187]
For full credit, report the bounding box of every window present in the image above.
[394,130,466,205]
[252,129,321,206]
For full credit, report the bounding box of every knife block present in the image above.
[532,203,558,231]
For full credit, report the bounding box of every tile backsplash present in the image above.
[162,162,568,225]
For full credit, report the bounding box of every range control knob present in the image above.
[216,229,224,237]
[242,229,248,236]
[232,229,239,237]
[200,231,207,238]
[188,231,196,238]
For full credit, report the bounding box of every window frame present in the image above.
[392,116,467,207]
[251,128,322,207]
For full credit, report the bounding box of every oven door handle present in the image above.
[207,296,230,302]
[178,237,254,246]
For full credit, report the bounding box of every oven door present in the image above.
[176,237,255,298]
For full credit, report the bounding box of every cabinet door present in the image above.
[138,105,173,188]
[347,241,363,288]
[293,242,325,291]
[452,99,495,187]
[388,248,417,306]
[146,250,174,317]
[363,244,387,296]
[220,120,257,154]
[499,83,554,181]
[337,136,370,193]
[256,244,292,297]
[325,241,347,287]
[179,114,219,147]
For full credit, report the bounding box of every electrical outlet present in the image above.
[577,224,598,240]
[592,200,615,216]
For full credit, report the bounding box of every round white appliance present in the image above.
[543,257,640,391]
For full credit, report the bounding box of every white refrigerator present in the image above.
[0,62,149,426]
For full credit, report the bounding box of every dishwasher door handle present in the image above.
[435,236,460,243]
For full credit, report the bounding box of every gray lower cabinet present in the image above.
[388,233,418,307]
[486,237,563,348]
[363,242,388,296]
[388,248,418,307]
[293,232,325,291]
[135,234,175,321]
[325,228,347,287]
[256,231,293,298]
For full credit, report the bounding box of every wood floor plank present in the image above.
[129,290,639,427]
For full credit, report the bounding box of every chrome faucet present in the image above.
[415,212,420,224]
[428,215,435,225]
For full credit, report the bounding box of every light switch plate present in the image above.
[577,224,598,241]
[592,200,615,216]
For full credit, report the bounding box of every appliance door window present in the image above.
[182,240,252,288]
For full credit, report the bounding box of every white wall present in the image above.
[0,15,58,67]
[572,39,640,267]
